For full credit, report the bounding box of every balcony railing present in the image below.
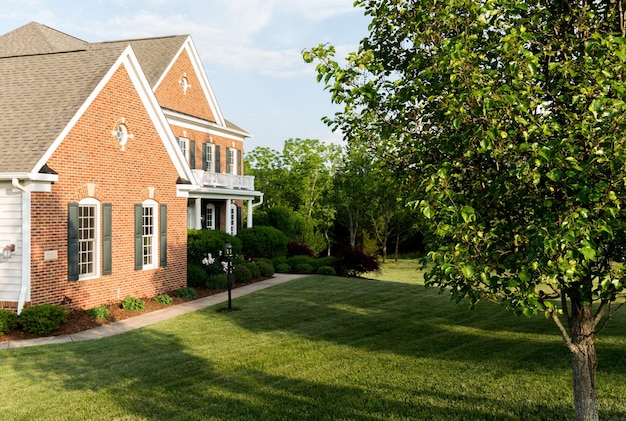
[191,170,255,190]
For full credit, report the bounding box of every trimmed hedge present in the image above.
[237,226,288,259]
[19,304,68,335]
[0,309,18,335]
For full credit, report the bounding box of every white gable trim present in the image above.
[163,109,251,142]
[153,36,226,127]
[32,45,195,185]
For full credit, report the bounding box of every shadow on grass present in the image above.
[4,275,625,420]
[4,328,580,420]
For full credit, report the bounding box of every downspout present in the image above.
[12,178,30,314]
[247,193,264,228]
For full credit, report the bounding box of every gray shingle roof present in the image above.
[96,36,188,88]
[0,40,127,172]
[0,22,87,57]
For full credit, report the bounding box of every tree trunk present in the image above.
[569,304,599,421]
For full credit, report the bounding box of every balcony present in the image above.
[191,170,255,190]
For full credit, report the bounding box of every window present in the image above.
[134,201,167,270]
[203,143,215,172]
[206,203,215,230]
[178,137,189,163]
[227,147,237,175]
[68,199,108,281]
[116,124,128,147]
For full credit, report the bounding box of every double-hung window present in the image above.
[178,137,189,164]
[135,201,167,270]
[226,147,237,175]
[203,143,215,173]
[68,199,111,280]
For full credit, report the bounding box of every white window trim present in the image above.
[142,199,159,270]
[178,137,189,164]
[205,143,215,173]
[78,198,100,281]
[229,203,237,236]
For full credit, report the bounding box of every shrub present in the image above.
[316,266,336,276]
[205,274,228,289]
[0,309,18,335]
[333,248,381,277]
[315,256,335,269]
[233,265,253,283]
[287,241,314,257]
[86,306,110,319]
[237,226,288,259]
[246,262,261,278]
[294,263,314,274]
[276,263,291,273]
[122,297,145,311]
[19,304,68,335]
[257,261,275,277]
[187,229,241,264]
[152,294,173,305]
[287,255,316,270]
[174,287,197,299]
[187,262,210,287]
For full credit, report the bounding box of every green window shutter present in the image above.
[215,145,221,173]
[160,204,167,267]
[102,203,112,275]
[134,204,143,270]
[237,149,242,175]
[202,143,208,170]
[190,140,196,169]
[237,205,242,232]
[68,203,79,281]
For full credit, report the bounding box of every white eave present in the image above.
[163,108,252,140]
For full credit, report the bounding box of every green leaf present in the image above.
[461,264,475,279]
[461,206,476,223]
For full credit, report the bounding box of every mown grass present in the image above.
[0,261,625,420]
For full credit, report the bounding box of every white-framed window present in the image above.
[205,143,215,172]
[227,147,237,175]
[142,200,158,270]
[178,137,189,163]
[206,203,216,230]
[78,198,100,280]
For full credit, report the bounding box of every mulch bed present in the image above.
[0,281,262,342]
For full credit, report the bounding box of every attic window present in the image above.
[180,74,191,94]
[116,124,128,147]
[111,119,134,151]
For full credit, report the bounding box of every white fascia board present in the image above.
[187,189,263,200]
[153,36,226,127]
[0,173,58,183]
[163,109,251,141]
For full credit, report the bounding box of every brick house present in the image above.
[0,22,262,312]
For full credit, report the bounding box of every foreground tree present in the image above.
[305,1,626,419]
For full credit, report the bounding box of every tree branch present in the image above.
[550,310,574,352]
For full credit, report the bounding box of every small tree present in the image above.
[305,1,626,419]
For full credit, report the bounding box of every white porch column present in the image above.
[194,198,202,229]
[247,199,253,228]
[225,200,231,234]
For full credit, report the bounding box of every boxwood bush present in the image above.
[174,287,197,299]
[19,304,68,335]
[316,266,336,276]
[206,274,228,289]
[187,262,210,287]
[0,309,18,335]
[276,263,291,273]
[237,226,288,259]
[233,265,253,283]
[187,229,240,265]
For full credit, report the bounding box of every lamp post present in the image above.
[224,240,233,311]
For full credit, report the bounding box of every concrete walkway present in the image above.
[0,273,305,350]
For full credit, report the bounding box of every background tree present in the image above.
[305,1,626,420]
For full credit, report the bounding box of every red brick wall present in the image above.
[155,48,215,122]
[29,63,188,310]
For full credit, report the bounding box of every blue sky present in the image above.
[0,0,370,152]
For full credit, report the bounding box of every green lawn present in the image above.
[1,261,625,420]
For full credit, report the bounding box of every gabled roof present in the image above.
[96,36,189,88]
[0,22,87,57]
[0,41,127,173]
[0,22,247,175]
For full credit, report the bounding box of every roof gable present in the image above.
[0,22,87,57]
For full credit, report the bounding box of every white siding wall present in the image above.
[0,182,23,302]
